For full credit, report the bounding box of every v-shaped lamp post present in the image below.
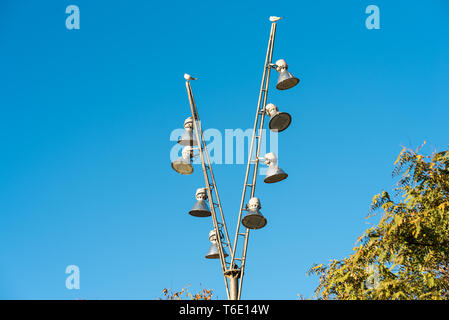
[171,16,300,300]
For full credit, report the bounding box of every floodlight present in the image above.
[178,117,198,146]
[189,187,211,217]
[205,229,229,259]
[263,152,288,183]
[273,59,299,90]
[265,103,291,132]
[171,146,194,175]
[242,197,267,230]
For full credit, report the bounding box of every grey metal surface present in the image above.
[268,111,291,132]
[242,208,267,230]
[171,158,193,175]
[276,69,299,90]
[189,199,212,217]
[206,242,229,259]
[178,129,198,146]
[264,165,288,183]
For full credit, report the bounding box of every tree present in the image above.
[309,143,449,300]
[161,284,213,300]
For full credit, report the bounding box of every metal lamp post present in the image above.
[171,16,300,300]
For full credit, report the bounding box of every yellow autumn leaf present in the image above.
[394,148,406,165]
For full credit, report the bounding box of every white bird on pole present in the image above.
[269,16,283,22]
[184,73,197,81]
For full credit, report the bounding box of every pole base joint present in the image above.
[224,268,241,279]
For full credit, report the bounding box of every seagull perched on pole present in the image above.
[269,16,283,22]
[184,73,197,81]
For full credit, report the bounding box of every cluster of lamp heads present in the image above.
[188,187,268,258]
[172,146,288,186]
[172,58,299,258]
[187,189,228,259]
[171,58,298,175]
[203,197,267,259]
[171,113,291,181]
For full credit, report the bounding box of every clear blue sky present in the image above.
[0,0,448,299]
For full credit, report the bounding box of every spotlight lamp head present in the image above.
[273,59,300,90]
[171,146,194,175]
[177,116,198,146]
[263,152,288,183]
[263,152,278,165]
[189,187,212,217]
[205,229,229,259]
[274,59,288,71]
[184,116,193,128]
[242,197,267,230]
[265,103,291,132]
[195,187,208,199]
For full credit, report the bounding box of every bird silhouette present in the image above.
[269,16,283,22]
[184,73,197,80]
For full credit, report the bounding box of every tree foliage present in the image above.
[309,143,449,299]
[161,284,213,300]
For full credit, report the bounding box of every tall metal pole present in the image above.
[185,80,232,299]
[228,20,278,300]
[228,270,239,300]
[238,22,277,301]
[188,85,233,260]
